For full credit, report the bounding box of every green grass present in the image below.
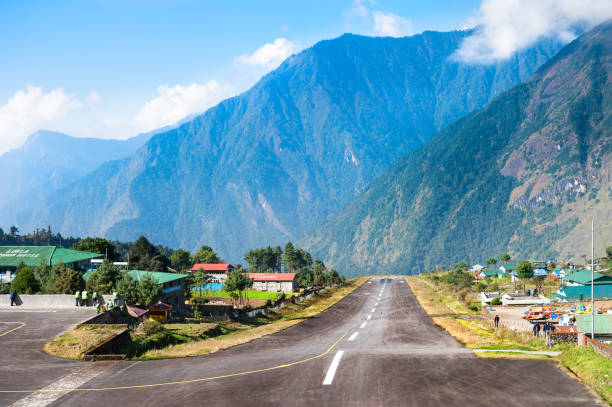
[557,343,612,405]
[193,290,281,300]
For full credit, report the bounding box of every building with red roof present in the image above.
[243,273,297,292]
[191,263,234,283]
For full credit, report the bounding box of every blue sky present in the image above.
[0,0,610,153]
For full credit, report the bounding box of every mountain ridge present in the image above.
[17,29,564,262]
[301,21,612,276]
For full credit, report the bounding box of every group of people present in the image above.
[532,321,555,337]
[75,290,119,313]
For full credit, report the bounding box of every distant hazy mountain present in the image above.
[0,130,150,227]
[301,22,612,276]
[21,30,562,261]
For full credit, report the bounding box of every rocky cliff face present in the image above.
[301,22,612,276]
[19,30,562,261]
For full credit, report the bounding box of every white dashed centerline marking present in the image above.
[360,322,367,329]
[371,308,375,313]
[367,314,372,320]
[323,351,345,385]
[348,332,359,341]
[375,302,378,306]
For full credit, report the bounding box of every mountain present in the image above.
[20,30,563,261]
[301,22,612,276]
[0,131,150,227]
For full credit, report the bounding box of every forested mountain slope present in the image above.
[302,22,612,276]
[21,30,561,260]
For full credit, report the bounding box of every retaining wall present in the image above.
[78,307,137,327]
[585,336,612,359]
[0,294,123,308]
[81,327,130,360]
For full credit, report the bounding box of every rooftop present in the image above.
[244,273,297,282]
[82,269,189,285]
[562,269,612,285]
[191,263,233,272]
[0,246,102,267]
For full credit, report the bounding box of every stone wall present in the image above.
[0,293,123,308]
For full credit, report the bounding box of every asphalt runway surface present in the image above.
[0,279,600,406]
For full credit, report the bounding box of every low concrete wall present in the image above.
[0,294,123,308]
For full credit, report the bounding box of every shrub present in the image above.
[476,282,487,292]
[457,289,468,303]
[53,267,84,294]
[143,320,163,336]
[491,296,502,305]
[468,304,480,312]
[265,299,272,307]
[11,267,40,294]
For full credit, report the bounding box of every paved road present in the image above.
[0,308,96,406]
[1,279,599,406]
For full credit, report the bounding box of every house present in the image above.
[478,269,502,279]
[470,265,485,273]
[148,301,173,322]
[191,263,234,284]
[533,269,548,277]
[478,291,502,305]
[501,293,551,306]
[499,264,518,273]
[243,273,297,292]
[0,246,102,282]
[554,285,612,302]
[562,269,612,287]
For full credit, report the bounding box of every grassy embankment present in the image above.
[407,275,612,404]
[44,325,125,359]
[129,276,368,360]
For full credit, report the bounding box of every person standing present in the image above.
[494,314,500,328]
[75,290,81,307]
[9,290,16,306]
[92,291,98,306]
[81,290,88,306]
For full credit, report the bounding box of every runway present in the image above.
[0,278,598,406]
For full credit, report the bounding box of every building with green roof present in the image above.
[0,246,102,282]
[562,269,612,286]
[82,269,189,308]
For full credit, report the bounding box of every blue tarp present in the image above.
[533,269,547,276]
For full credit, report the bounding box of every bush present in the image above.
[476,282,487,292]
[143,320,164,336]
[468,304,480,312]
[457,289,468,303]
[265,299,272,307]
[11,267,40,294]
[53,267,84,294]
[491,296,502,305]
[488,282,500,291]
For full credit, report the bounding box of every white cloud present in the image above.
[373,12,413,37]
[349,0,413,38]
[455,0,612,63]
[87,91,101,104]
[135,81,234,132]
[0,85,81,154]
[236,38,297,70]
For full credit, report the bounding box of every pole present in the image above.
[591,216,595,341]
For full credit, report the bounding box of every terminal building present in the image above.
[0,246,103,282]
[243,273,297,292]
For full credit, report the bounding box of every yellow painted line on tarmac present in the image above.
[0,331,348,393]
[0,322,25,337]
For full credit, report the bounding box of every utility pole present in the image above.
[591,216,595,341]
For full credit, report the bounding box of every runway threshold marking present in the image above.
[0,322,25,337]
[0,332,349,393]
[348,332,358,341]
[322,350,344,385]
